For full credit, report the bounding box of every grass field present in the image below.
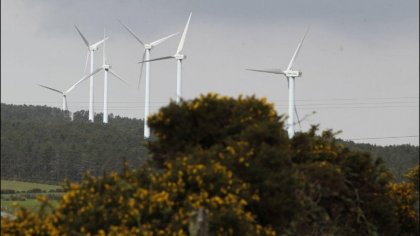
[1,180,63,214]
[3,199,45,211]
[1,180,62,191]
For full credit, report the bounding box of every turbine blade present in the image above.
[37,84,63,94]
[118,19,145,46]
[66,67,103,93]
[108,69,129,85]
[103,29,107,65]
[83,50,90,74]
[176,12,192,54]
[138,56,174,64]
[91,37,109,49]
[286,28,309,71]
[138,50,146,88]
[74,25,90,47]
[294,105,302,129]
[150,32,179,47]
[246,68,285,75]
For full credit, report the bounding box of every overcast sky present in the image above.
[2,0,419,146]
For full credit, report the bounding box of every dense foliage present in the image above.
[1,95,418,235]
[1,103,148,183]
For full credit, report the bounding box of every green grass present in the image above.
[1,180,63,214]
[2,199,41,211]
[1,180,62,191]
[2,199,59,213]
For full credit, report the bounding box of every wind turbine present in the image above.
[37,84,72,112]
[73,30,129,124]
[74,25,109,122]
[37,70,105,113]
[118,20,178,139]
[247,29,309,138]
[139,12,192,104]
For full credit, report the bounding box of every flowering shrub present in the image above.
[388,165,419,235]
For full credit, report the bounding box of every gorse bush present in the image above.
[1,93,418,235]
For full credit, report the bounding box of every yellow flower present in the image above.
[98,229,106,236]
[128,198,136,207]
[212,196,224,205]
[226,146,236,155]
[151,191,169,203]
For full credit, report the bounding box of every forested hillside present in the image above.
[341,141,419,182]
[1,103,418,183]
[1,103,148,183]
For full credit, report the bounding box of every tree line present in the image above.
[1,103,417,184]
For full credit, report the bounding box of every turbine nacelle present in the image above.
[89,45,99,51]
[144,44,153,50]
[284,70,302,78]
[103,64,111,70]
[175,54,186,60]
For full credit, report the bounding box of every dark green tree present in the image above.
[147,93,402,235]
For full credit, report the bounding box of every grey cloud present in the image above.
[2,0,418,145]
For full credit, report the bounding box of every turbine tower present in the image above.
[118,20,178,139]
[74,25,109,122]
[247,29,309,138]
[72,31,128,124]
[139,12,192,104]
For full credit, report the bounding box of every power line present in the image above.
[64,105,418,111]
[344,135,419,141]
[3,96,418,104]
[8,101,418,106]
[294,96,418,102]
[2,105,416,111]
[2,97,418,114]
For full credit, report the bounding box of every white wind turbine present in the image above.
[37,70,106,112]
[247,30,309,138]
[72,30,129,124]
[139,12,192,104]
[118,20,178,139]
[37,84,72,112]
[74,25,109,122]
